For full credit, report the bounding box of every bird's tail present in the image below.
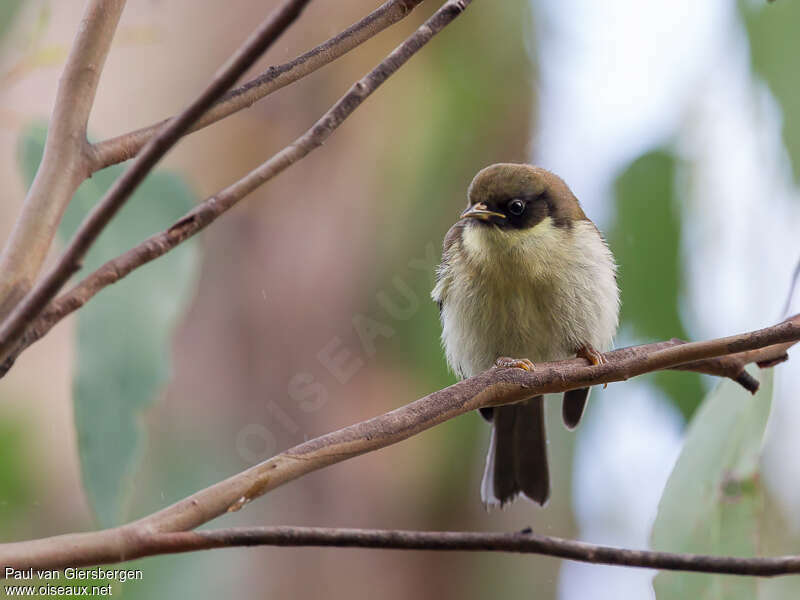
[480,396,550,507]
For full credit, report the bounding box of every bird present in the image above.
[432,163,620,507]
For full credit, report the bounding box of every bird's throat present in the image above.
[461,216,568,277]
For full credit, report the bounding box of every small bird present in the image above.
[432,163,619,507]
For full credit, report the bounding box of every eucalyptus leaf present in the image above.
[741,0,800,183]
[18,123,199,527]
[651,368,773,599]
[610,150,704,418]
[0,0,23,42]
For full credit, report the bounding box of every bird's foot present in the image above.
[494,357,535,371]
[576,344,606,366]
[576,344,607,388]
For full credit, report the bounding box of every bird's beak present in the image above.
[459,202,506,222]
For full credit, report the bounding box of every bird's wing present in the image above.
[432,220,465,313]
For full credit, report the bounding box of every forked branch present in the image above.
[0,0,126,319]
[0,314,795,572]
[0,0,473,373]
[0,0,430,371]
[0,0,313,362]
[89,0,426,171]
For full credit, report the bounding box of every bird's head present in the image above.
[460,163,586,231]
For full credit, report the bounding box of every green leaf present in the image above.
[741,0,800,183]
[0,418,33,530]
[610,150,704,418]
[0,0,24,43]
[17,123,200,527]
[651,368,773,599]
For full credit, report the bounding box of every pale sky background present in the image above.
[530,0,800,598]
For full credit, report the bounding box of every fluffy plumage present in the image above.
[432,163,619,507]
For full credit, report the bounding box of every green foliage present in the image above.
[742,0,800,183]
[17,123,199,527]
[0,0,24,42]
[610,150,704,418]
[0,418,33,529]
[651,368,773,599]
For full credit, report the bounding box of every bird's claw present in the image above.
[577,344,608,388]
[494,357,536,371]
[576,344,606,366]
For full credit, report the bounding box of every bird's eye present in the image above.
[508,199,525,216]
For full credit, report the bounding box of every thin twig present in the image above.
[607,337,792,394]
[0,0,126,319]
[0,315,795,572]
[48,526,800,577]
[781,254,800,318]
[89,0,426,171]
[0,0,473,372]
[671,339,792,391]
[0,0,312,363]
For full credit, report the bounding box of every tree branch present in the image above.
[0,0,313,363]
[0,0,474,373]
[44,525,800,577]
[0,315,795,572]
[603,337,793,394]
[0,0,126,319]
[671,339,793,392]
[89,0,426,171]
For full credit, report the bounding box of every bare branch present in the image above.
[671,339,793,392]
[0,315,795,572]
[28,525,800,578]
[0,0,126,319]
[89,0,426,171]
[602,337,793,394]
[0,0,313,363]
[0,0,474,372]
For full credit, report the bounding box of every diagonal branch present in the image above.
[0,315,796,572]
[0,0,313,363]
[89,0,426,171]
[0,0,126,319]
[671,339,793,392]
[0,0,474,372]
[600,337,793,394]
[50,525,800,577]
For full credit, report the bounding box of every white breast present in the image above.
[432,218,619,379]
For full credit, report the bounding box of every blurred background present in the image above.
[0,0,798,598]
